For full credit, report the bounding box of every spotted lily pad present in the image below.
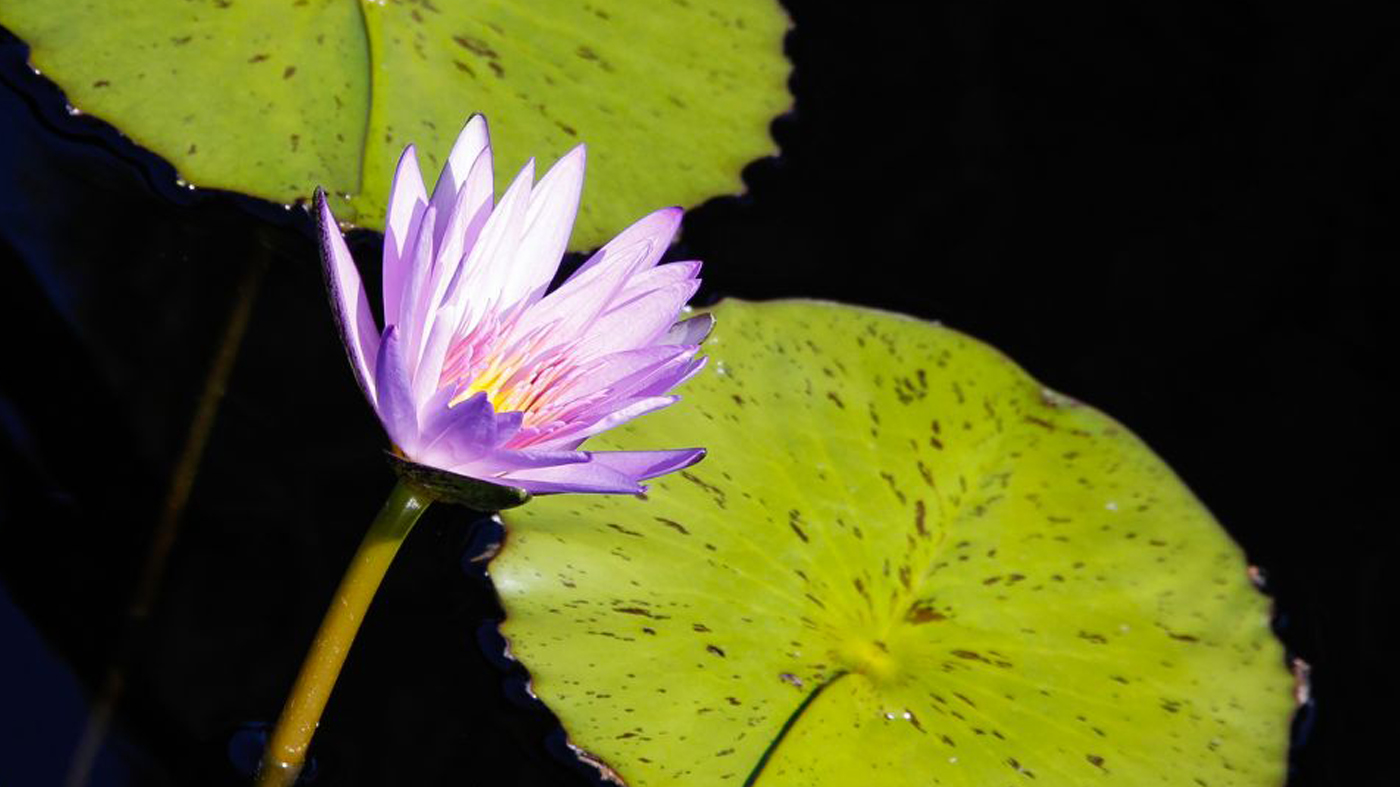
[0,0,790,249]
[492,299,1295,785]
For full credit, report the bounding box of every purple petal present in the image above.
[454,147,496,257]
[383,146,428,328]
[411,168,495,403]
[316,190,380,405]
[614,260,701,304]
[398,206,438,391]
[504,207,681,344]
[429,115,490,247]
[373,325,418,452]
[411,301,459,406]
[430,160,491,309]
[415,391,500,467]
[418,389,485,445]
[504,144,585,307]
[663,313,715,345]
[531,395,680,450]
[548,345,696,401]
[630,355,708,399]
[566,353,706,421]
[454,158,535,333]
[532,349,699,436]
[504,248,634,347]
[574,278,701,359]
[589,447,706,481]
[567,206,682,282]
[498,458,645,495]
[469,447,591,472]
[541,354,700,442]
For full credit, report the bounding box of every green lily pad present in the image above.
[0,0,790,249]
[493,299,1295,785]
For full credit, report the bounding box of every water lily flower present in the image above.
[259,117,712,787]
[316,115,709,495]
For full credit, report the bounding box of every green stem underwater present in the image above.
[67,249,268,787]
[256,479,433,787]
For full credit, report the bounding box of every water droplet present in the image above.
[226,723,268,778]
[1104,500,1119,512]
[228,722,317,780]
[714,360,729,376]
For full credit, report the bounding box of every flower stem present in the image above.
[256,479,433,787]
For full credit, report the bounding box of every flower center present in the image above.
[445,346,578,427]
[437,303,585,429]
[451,356,517,411]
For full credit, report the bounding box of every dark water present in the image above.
[1,1,1395,785]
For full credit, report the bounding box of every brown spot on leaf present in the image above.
[788,509,809,543]
[454,35,498,58]
[655,517,689,535]
[904,602,946,623]
[680,471,726,508]
[614,606,657,618]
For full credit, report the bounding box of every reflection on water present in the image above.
[0,582,129,786]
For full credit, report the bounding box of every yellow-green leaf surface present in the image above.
[493,300,1295,786]
[0,0,790,249]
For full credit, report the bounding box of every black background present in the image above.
[1,1,1394,785]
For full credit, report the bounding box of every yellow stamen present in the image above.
[448,356,518,410]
